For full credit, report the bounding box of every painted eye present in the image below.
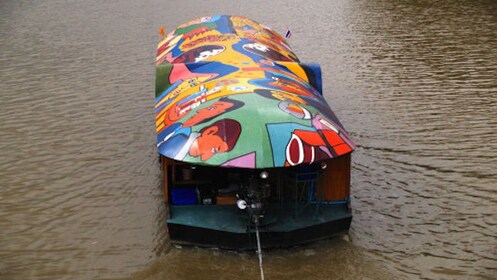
[207,107,214,110]
[254,44,268,52]
[211,148,217,153]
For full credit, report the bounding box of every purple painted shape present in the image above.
[221,152,256,168]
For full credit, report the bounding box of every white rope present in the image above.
[255,222,265,280]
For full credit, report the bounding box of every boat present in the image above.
[155,15,355,250]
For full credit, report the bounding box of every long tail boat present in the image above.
[155,15,355,250]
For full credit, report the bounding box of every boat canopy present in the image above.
[155,15,355,169]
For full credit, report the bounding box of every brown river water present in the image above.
[1,0,496,279]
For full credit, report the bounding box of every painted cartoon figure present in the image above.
[189,119,241,161]
[157,98,244,161]
[158,118,242,161]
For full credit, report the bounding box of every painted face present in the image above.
[183,101,234,127]
[189,126,229,161]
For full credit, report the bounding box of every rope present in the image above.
[255,221,265,280]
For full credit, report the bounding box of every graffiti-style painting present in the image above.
[156,15,355,168]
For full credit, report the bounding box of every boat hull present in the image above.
[167,204,351,250]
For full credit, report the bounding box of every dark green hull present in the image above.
[167,203,351,250]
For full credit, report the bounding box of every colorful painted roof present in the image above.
[155,15,355,169]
